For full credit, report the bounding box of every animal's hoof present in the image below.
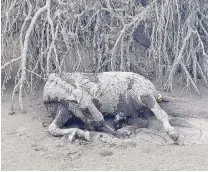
[67,130,91,142]
[116,128,132,138]
[68,133,76,142]
[167,128,179,142]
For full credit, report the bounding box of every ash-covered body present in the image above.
[43,72,179,142]
[60,72,156,115]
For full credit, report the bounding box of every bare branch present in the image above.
[1,56,21,70]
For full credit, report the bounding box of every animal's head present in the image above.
[65,88,104,126]
[45,73,105,128]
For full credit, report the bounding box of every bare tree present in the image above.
[1,0,208,111]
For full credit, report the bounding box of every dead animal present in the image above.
[43,72,179,142]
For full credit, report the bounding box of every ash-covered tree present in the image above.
[1,0,208,111]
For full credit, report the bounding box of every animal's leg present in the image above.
[47,103,90,142]
[141,94,179,142]
[115,117,149,138]
[65,88,116,135]
[115,90,147,137]
[66,100,116,136]
[85,107,116,136]
[87,103,116,135]
[69,101,116,136]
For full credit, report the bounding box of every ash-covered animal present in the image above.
[43,72,179,142]
[43,75,116,141]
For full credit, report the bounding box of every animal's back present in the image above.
[96,72,156,113]
[61,72,156,114]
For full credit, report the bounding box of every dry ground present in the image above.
[1,82,208,171]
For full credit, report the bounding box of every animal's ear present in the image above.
[65,95,77,102]
[66,89,83,103]
[73,89,83,103]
